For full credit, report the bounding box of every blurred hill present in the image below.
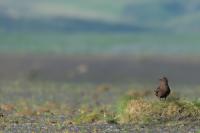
[0,0,200,32]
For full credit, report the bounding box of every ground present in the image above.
[0,81,199,133]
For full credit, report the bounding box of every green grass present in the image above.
[1,31,200,57]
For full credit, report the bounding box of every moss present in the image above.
[72,104,118,124]
[73,110,102,124]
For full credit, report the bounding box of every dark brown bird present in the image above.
[154,77,171,100]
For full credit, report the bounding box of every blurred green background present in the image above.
[0,0,200,85]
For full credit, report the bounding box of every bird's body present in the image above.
[155,77,170,100]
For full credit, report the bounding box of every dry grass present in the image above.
[118,98,200,124]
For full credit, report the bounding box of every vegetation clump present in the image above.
[117,97,200,124]
[72,105,115,124]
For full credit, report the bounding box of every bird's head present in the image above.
[159,77,168,84]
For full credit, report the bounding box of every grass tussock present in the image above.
[117,97,200,124]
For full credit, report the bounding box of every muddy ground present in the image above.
[0,54,200,85]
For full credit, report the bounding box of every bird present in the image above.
[154,77,171,100]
